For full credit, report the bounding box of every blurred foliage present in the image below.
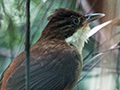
[0,0,120,90]
[0,0,25,49]
[0,0,78,52]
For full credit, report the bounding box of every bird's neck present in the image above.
[40,22,65,40]
[65,24,90,55]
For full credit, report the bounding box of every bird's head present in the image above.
[40,8,104,54]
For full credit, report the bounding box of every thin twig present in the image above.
[83,31,120,66]
[25,0,30,89]
[77,43,120,83]
[77,52,111,83]
[94,45,120,55]
[116,47,120,90]
[83,53,103,67]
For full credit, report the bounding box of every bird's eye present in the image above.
[72,18,79,25]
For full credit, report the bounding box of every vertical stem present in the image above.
[116,45,120,90]
[25,0,30,89]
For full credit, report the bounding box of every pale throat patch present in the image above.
[65,24,90,55]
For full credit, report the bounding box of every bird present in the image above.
[0,8,104,90]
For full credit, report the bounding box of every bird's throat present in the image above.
[65,24,90,55]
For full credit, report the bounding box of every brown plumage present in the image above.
[0,8,104,90]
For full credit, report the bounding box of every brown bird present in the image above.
[0,8,104,90]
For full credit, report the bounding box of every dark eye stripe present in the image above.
[51,17,66,22]
[58,25,71,31]
[54,20,70,28]
[80,18,83,25]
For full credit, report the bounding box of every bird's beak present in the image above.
[84,13,105,24]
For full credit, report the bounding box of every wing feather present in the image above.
[6,47,81,90]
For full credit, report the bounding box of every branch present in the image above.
[25,0,30,89]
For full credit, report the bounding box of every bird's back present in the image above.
[0,39,82,90]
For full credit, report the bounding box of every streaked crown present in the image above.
[41,8,86,40]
